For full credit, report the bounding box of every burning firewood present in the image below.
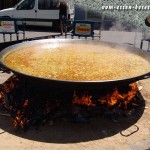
[0,76,144,131]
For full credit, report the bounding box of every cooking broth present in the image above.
[3,42,150,81]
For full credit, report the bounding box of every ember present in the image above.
[0,91,5,107]
[0,75,143,131]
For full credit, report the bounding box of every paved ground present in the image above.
[0,28,150,150]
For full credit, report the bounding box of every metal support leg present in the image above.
[16,33,19,41]
[99,26,102,40]
[148,41,150,50]
[3,34,6,42]
[10,34,12,41]
[140,40,143,49]
[23,31,25,40]
[134,31,137,47]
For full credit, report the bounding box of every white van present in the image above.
[0,0,75,27]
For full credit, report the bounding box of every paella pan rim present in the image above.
[0,38,150,85]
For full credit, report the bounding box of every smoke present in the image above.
[109,21,126,31]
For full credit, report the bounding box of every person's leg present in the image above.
[64,17,67,33]
[59,15,63,35]
[60,20,63,35]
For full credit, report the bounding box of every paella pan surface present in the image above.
[0,39,150,83]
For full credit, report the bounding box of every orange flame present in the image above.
[72,91,96,106]
[0,91,6,107]
[13,99,29,130]
[23,99,29,108]
[99,83,138,108]
[0,75,139,130]
[2,76,18,93]
[0,91,4,99]
[72,83,138,108]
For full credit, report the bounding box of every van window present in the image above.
[38,0,58,10]
[17,0,35,10]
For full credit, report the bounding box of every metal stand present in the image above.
[0,18,26,42]
[65,20,102,40]
[2,34,5,42]
[140,39,150,52]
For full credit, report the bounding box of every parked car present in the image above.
[0,0,75,28]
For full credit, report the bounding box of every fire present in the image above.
[0,91,5,107]
[13,114,29,130]
[72,91,96,106]
[2,75,18,93]
[99,83,138,108]
[0,74,139,130]
[13,99,29,130]
[0,91,3,99]
[0,75,18,108]
[126,83,138,101]
[72,83,138,109]
[23,99,29,108]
